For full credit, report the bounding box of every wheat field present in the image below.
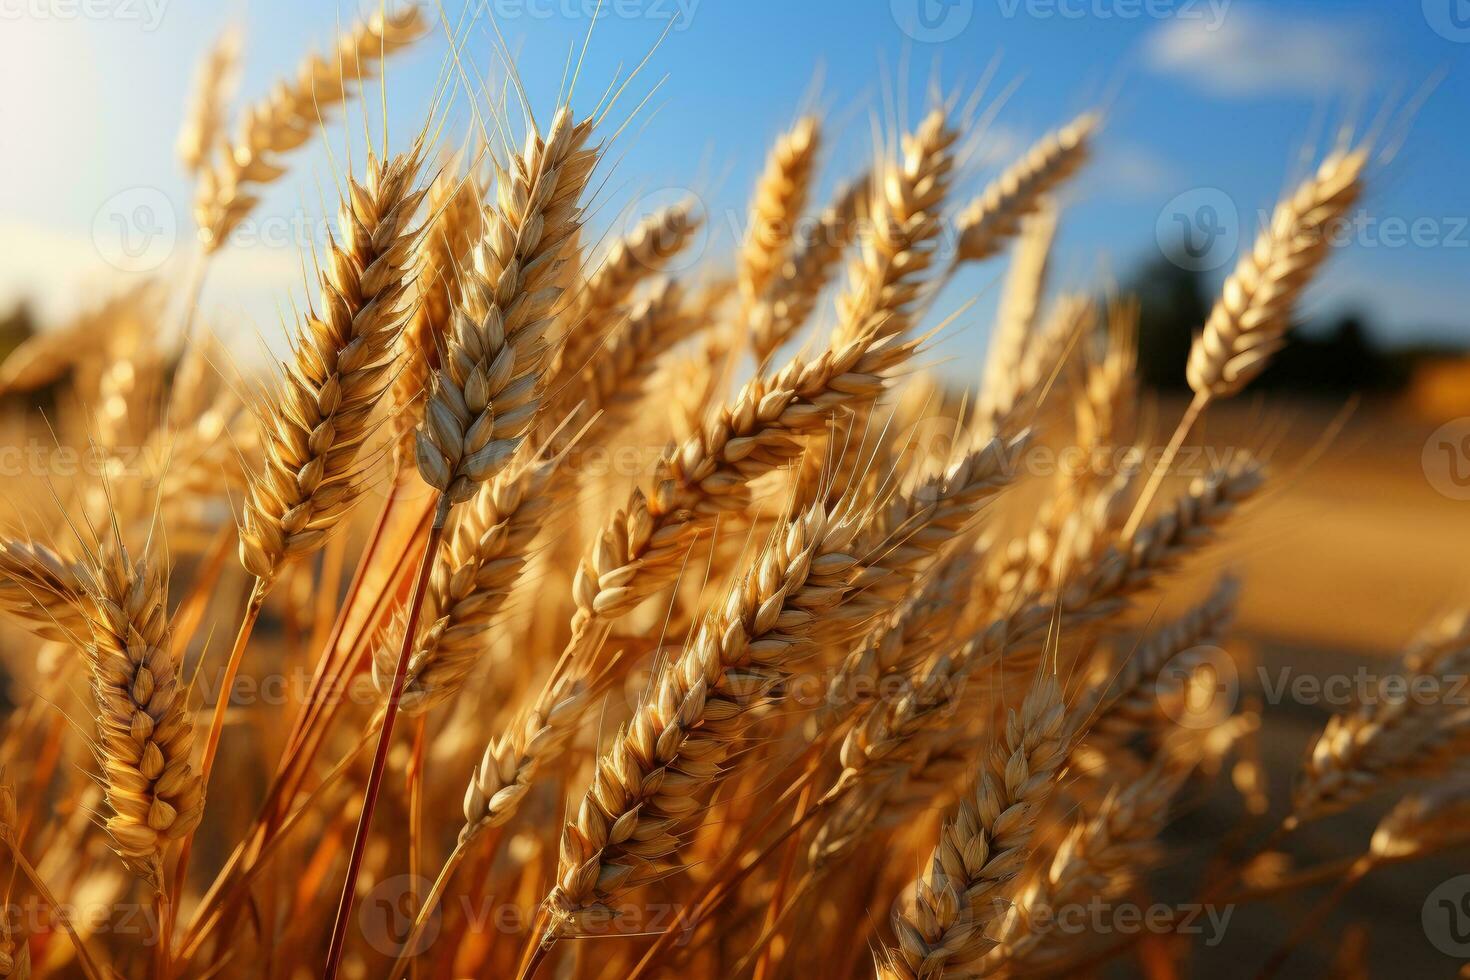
[0,7,1464,979]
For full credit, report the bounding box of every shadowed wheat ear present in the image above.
[1291,610,1470,825]
[1371,784,1470,862]
[239,145,427,586]
[0,538,89,642]
[565,279,700,438]
[740,116,820,308]
[1079,574,1240,747]
[78,539,203,889]
[838,457,1262,796]
[194,6,428,250]
[415,107,599,504]
[547,501,868,937]
[749,174,869,365]
[991,757,1189,972]
[460,672,592,841]
[878,678,1068,980]
[956,112,1096,263]
[176,25,241,176]
[548,200,702,407]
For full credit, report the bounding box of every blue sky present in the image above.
[1,0,1465,368]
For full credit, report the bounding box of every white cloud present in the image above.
[1144,6,1373,97]
[1080,141,1182,200]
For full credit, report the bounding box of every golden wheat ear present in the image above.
[76,537,202,888]
[415,107,601,504]
[1187,147,1369,400]
[239,144,429,586]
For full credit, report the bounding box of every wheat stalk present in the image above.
[1125,146,1367,539]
